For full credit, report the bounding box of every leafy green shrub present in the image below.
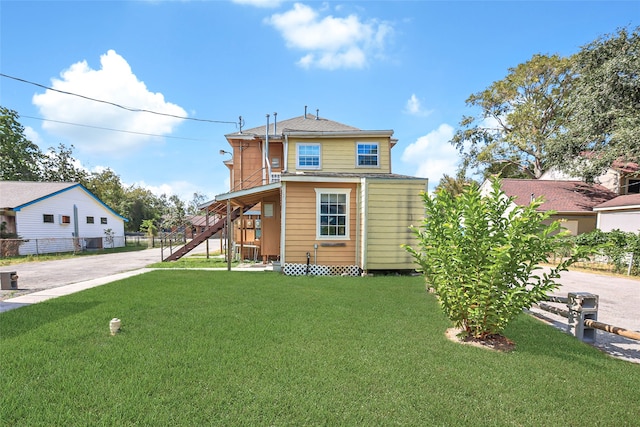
[405,178,581,340]
[576,229,640,274]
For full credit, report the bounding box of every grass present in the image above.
[1,271,638,426]
[0,243,148,267]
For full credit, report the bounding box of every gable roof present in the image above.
[593,193,640,210]
[0,181,127,220]
[500,179,617,213]
[227,113,361,137]
[0,181,77,209]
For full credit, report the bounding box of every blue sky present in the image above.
[1,1,637,201]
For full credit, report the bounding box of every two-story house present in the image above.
[169,111,428,275]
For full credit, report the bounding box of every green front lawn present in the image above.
[1,271,638,426]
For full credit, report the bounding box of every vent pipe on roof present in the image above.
[274,112,277,135]
[304,105,307,118]
[316,109,319,120]
[239,116,244,134]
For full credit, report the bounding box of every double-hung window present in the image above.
[356,142,379,167]
[297,143,321,169]
[316,189,350,239]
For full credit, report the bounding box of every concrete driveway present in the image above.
[528,267,640,364]
[0,239,223,303]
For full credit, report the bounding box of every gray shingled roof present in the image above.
[0,181,78,209]
[228,113,360,137]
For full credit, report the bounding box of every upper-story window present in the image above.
[356,142,379,167]
[628,179,640,194]
[297,143,321,169]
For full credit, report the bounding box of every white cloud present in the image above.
[24,126,43,145]
[404,94,433,117]
[32,50,187,156]
[401,124,459,190]
[232,0,283,7]
[133,179,211,202]
[265,3,392,70]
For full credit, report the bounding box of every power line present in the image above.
[21,115,211,142]
[1,73,238,126]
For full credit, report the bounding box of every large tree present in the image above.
[124,186,165,232]
[41,143,88,183]
[548,27,640,181]
[0,106,44,181]
[82,168,126,214]
[451,54,574,179]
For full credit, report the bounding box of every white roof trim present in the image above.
[283,130,393,138]
[593,204,640,212]
[280,175,362,183]
[214,182,281,201]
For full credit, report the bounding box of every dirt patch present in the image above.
[445,328,516,352]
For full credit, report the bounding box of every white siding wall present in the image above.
[597,210,640,233]
[15,186,125,255]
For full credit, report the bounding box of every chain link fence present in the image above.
[0,236,127,257]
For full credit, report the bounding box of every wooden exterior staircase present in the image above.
[162,205,253,262]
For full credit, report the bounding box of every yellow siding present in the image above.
[287,137,391,173]
[284,182,357,265]
[364,179,426,270]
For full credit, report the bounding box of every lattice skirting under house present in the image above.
[283,263,361,276]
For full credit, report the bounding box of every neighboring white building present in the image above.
[594,194,640,233]
[0,181,127,255]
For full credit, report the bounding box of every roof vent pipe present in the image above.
[316,109,319,120]
[273,112,277,135]
[304,105,307,119]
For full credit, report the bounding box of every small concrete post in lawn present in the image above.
[568,292,599,343]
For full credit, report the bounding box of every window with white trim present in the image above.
[316,189,350,239]
[356,142,379,167]
[297,143,321,169]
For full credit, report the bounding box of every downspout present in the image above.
[227,199,232,271]
[265,114,270,184]
[280,181,286,265]
[73,204,79,251]
[360,178,368,272]
[284,134,289,172]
